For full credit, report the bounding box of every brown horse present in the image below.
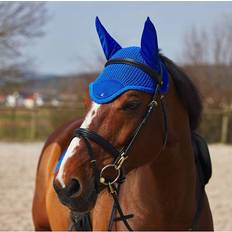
[32,19,213,231]
[32,57,213,231]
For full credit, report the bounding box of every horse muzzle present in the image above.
[53,177,97,213]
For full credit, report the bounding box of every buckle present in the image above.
[115,154,128,170]
[149,99,158,108]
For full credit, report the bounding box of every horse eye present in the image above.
[121,101,141,111]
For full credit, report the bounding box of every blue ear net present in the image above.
[141,17,161,73]
[95,17,122,60]
[90,17,169,104]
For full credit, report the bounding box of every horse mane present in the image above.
[160,55,202,131]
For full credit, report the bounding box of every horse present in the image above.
[32,17,213,231]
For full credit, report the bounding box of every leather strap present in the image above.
[105,58,162,85]
[75,128,120,158]
[160,96,168,148]
[81,136,100,193]
[111,189,133,231]
[68,211,92,231]
[119,84,166,157]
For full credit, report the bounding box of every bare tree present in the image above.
[0,2,48,74]
[212,15,232,65]
[181,15,232,109]
[181,26,209,65]
[182,15,232,66]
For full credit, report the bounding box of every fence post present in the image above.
[11,107,16,139]
[29,109,36,140]
[221,107,229,144]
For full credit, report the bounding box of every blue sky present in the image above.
[25,1,232,75]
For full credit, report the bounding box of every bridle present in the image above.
[71,58,203,231]
[74,58,168,231]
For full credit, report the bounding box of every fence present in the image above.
[0,107,85,141]
[198,108,232,144]
[0,107,231,143]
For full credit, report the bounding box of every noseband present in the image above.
[73,58,168,231]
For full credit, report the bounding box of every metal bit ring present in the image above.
[99,164,121,186]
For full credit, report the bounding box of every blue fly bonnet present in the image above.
[89,17,169,104]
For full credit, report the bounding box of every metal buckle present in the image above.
[108,182,116,194]
[149,99,158,108]
[115,154,128,170]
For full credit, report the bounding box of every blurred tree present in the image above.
[181,15,232,66]
[212,15,232,65]
[181,15,232,109]
[0,2,48,80]
[182,26,209,65]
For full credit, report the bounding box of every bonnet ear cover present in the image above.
[89,17,169,104]
[141,17,161,73]
[95,17,122,60]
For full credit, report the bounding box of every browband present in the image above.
[105,58,163,85]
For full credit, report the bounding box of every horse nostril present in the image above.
[53,178,81,199]
[53,179,62,194]
[66,178,81,197]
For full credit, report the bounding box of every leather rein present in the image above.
[69,58,203,231]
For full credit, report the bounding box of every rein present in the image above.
[69,58,203,231]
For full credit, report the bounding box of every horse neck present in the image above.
[93,132,197,230]
[116,88,197,230]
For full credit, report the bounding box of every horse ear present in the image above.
[95,17,122,60]
[141,17,161,72]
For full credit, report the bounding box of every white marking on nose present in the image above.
[56,102,100,188]
[56,137,80,188]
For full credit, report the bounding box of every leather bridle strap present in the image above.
[110,186,133,231]
[80,136,100,193]
[105,58,163,85]
[117,83,164,158]
[160,96,168,149]
[75,128,120,159]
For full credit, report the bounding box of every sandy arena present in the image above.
[0,142,231,230]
